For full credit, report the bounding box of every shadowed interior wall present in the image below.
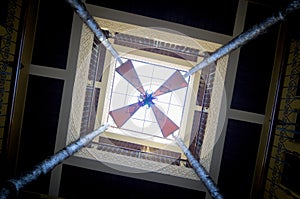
[18,75,64,194]
[230,3,279,114]
[218,119,262,199]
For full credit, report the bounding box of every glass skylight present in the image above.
[108,58,190,140]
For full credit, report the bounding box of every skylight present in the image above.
[107,58,190,141]
[67,12,229,177]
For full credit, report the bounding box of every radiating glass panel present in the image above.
[109,102,141,127]
[151,105,179,137]
[153,70,188,97]
[116,60,145,94]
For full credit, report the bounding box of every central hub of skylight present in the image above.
[108,58,190,140]
[138,90,156,108]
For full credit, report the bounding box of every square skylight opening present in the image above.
[107,58,190,142]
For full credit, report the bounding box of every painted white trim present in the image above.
[233,0,248,37]
[228,109,265,124]
[29,64,67,80]
[224,0,248,107]
[48,13,83,197]
[48,165,62,196]
[208,1,248,197]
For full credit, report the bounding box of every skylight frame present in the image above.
[65,6,230,170]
